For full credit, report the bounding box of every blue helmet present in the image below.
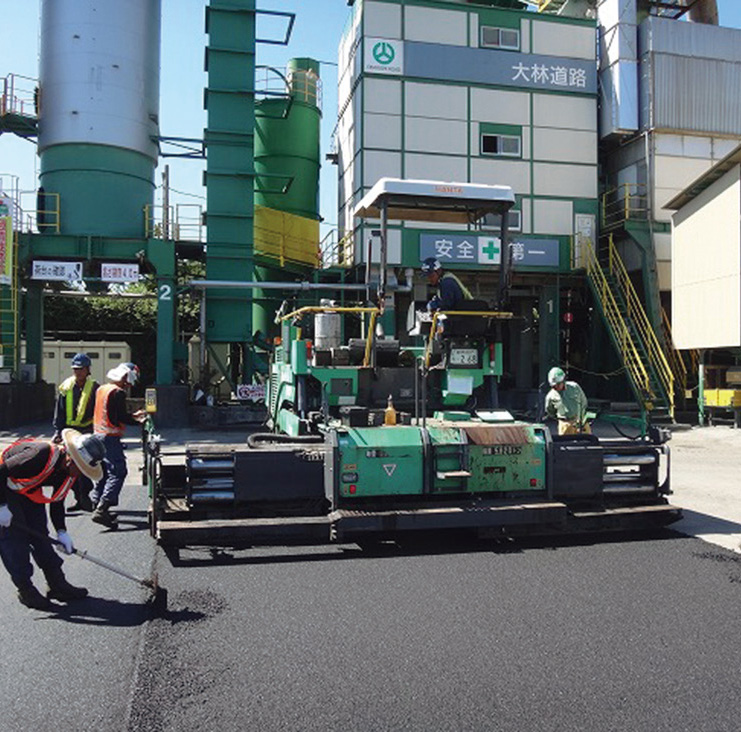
[421,257,442,274]
[71,353,91,369]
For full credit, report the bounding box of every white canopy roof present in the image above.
[353,178,515,224]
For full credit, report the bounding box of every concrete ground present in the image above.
[667,425,741,554]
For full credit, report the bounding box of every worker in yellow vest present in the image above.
[52,353,99,512]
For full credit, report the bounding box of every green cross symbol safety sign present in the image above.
[373,42,396,65]
[480,239,500,261]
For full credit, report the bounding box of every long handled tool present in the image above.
[20,524,168,614]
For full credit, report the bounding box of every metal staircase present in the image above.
[584,236,674,420]
[661,307,699,409]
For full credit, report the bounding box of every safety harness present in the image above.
[0,440,76,504]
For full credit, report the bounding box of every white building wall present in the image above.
[671,166,741,349]
[654,133,741,223]
[404,5,468,46]
[405,117,468,155]
[533,199,574,235]
[336,0,599,251]
[533,163,598,199]
[364,0,402,38]
[533,128,597,165]
[405,82,468,120]
[531,19,595,61]
[470,88,530,126]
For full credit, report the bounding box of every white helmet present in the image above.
[548,366,566,386]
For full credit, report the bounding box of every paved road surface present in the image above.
[1,423,740,731]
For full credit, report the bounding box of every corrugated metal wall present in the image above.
[640,17,741,135]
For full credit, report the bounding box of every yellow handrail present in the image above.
[601,183,649,230]
[606,235,674,414]
[584,241,655,409]
[661,307,688,394]
[279,306,381,368]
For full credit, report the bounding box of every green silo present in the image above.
[253,58,322,339]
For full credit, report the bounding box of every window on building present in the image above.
[479,210,522,233]
[481,133,521,158]
[480,26,520,51]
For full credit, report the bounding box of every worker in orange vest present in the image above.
[90,363,146,529]
[0,430,106,610]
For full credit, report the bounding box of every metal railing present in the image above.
[1,73,38,119]
[280,306,379,367]
[604,235,674,414]
[319,229,354,269]
[661,307,699,396]
[601,183,649,231]
[424,310,514,369]
[144,203,204,242]
[583,239,656,411]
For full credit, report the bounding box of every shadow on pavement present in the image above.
[161,527,685,568]
[41,596,152,626]
[670,508,741,537]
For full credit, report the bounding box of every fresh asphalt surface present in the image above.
[1,422,740,731]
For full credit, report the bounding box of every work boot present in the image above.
[68,494,94,513]
[17,583,53,610]
[46,571,88,602]
[92,500,117,528]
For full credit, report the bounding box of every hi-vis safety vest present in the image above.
[0,440,75,504]
[94,383,125,436]
[440,272,474,301]
[59,376,94,429]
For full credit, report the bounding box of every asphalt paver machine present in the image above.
[144,179,680,550]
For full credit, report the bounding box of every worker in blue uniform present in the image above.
[421,257,474,312]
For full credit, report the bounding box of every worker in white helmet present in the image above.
[544,366,590,436]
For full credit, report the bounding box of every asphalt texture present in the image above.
[1,423,741,732]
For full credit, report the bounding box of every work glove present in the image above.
[0,504,12,528]
[56,529,75,555]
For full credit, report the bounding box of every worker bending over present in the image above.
[0,430,106,610]
[421,257,473,312]
[544,366,591,436]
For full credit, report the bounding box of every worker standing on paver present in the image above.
[421,257,473,312]
[91,363,146,529]
[544,366,591,435]
[0,430,106,610]
[52,352,99,512]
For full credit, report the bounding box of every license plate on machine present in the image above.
[449,348,478,367]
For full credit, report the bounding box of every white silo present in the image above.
[38,0,161,237]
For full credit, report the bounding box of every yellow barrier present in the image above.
[254,205,319,268]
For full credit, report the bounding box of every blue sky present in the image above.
[2,0,741,238]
